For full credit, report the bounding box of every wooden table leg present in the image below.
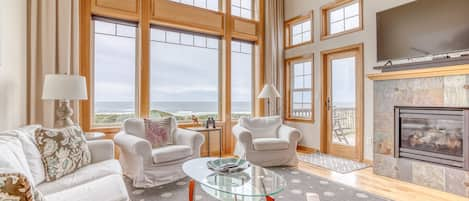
[189,179,195,201]
[265,196,275,201]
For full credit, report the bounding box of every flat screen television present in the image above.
[377,0,469,61]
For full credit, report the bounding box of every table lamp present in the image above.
[257,84,281,116]
[42,74,88,128]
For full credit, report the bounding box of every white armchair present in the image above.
[233,116,302,167]
[114,117,204,188]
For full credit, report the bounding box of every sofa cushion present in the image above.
[253,138,289,151]
[43,174,129,201]
[16,125,46,185]
[35,126,91,181]
[152,145,192,164]
[37,160,122,195]
[239,116,282,139]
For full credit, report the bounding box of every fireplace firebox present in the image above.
[395,106,469,170]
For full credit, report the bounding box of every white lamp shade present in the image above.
[257,84,281,99]
[42,74,88,100]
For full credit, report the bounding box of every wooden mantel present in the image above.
[367,64,469,80]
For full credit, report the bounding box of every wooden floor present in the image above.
[297,161,469,201]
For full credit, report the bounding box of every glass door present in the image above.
[323,45,363,160]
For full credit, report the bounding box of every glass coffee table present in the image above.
[182,158,287,201]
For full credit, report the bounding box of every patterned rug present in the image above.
[125,167,390,201]
[298,153,370,174]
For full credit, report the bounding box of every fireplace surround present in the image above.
[373,74,469,196]
[394,106,469,170]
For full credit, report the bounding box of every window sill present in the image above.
[285,41,314,50]
[320,27,362,41]
[285,118,315,124]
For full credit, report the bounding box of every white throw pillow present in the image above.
[239,116,282,139]
[0,135,35,185]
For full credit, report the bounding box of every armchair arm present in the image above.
[232,125,253,151]
[174,128,205,157]
[114,132,152,162]
[87,140,115,163]
[278,125,302,143]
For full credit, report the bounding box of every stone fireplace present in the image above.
[395,106,468,170]
[373,75,469,196]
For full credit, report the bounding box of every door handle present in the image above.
[327,97,332,111]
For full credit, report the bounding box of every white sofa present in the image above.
[233,116,302,167]
[114,118,204,188]
[0,125,130,201]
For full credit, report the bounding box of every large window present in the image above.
[285,56,313,122]
[232,0,253,19]
[285,12,313,48]
[231,40,254,118]
[170,0,219,11]
[150,27,220,121]
[92,19,137,127]
[321,0,362,39]
[81,0,263,132]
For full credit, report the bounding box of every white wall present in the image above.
[0,0,28,130]
[284,0,414,160]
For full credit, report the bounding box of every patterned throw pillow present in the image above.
[34,126,91,182]
[144,118,173,148]
[0,173,33,201]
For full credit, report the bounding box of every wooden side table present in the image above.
[85,132,106,141]
[186,127,222,157]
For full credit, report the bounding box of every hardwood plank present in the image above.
[298,162,469,201]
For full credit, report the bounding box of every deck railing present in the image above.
[333,107,356,129]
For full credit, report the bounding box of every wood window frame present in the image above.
[284,54,314,123]
[320,0,363,41]
[284,11,313,49]
[320,43,364,161]
[79,0,265,155]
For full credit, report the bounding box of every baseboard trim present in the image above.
[297,145,318,153]
[363,159,373,166]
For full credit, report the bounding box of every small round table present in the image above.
[182,158,286,201]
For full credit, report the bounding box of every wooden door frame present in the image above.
[320,43,364,161]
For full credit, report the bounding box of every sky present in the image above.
[93,21,253,104]
[93,20,356,111]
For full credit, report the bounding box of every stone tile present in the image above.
[412,161,445,191]
[397,158,412,183]
[444,75,466,87]
[412,89,444,106]
[374,111,394,134]
[373,132,393,155]
[374,81,397,113]
[444,75,469,107]
[373,154,397,178]
[445,167,467,196]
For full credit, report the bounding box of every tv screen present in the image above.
[377,0,469,61]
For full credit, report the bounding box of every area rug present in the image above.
[125,167,391,201]
[298,153,370,174]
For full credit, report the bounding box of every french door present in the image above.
[322,44,364,161]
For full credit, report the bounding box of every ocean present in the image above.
[95,101,251,114]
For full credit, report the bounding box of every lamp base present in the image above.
[55,100,75,128]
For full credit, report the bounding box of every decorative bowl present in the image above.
[207,158,250,174]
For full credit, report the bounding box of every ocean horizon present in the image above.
[95,101,251,114]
